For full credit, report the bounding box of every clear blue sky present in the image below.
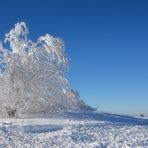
[0,0,148,116]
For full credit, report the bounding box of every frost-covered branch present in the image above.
[0,22,91,117]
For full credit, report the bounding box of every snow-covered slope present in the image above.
[0,112,148,148]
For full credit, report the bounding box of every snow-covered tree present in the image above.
[0,22,92,117]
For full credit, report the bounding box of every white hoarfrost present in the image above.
[0,22,91,117]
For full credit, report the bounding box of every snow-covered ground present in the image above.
[0,112,148,148]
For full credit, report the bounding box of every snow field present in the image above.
[0,115,148,148]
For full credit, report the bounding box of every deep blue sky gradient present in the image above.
[0,0,148,115]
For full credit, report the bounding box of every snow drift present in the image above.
[0,22,92,117]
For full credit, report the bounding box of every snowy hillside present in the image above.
[0,111,148,148]
[0,22,147,148]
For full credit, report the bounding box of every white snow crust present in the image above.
[0,112,148,148]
